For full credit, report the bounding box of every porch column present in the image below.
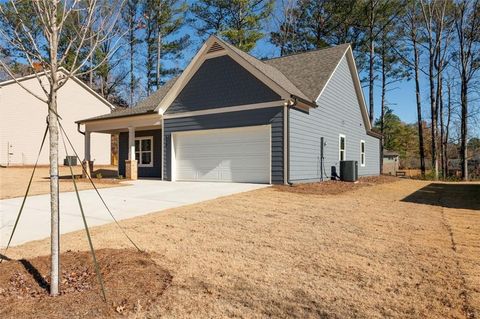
[84,131,91,161]
[82,130,94,178]
[128,127,135,160]
[126,126,138,180]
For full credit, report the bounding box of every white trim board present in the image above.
[339,134,346,161]
[360,139,366,167]
[162,101,284,119]
[134,136,154,168]
[84,114,162,133]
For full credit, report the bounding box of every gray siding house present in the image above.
[78,36,381,184]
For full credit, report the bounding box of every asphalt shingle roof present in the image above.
[77,77,178,122]
[79,40,350,123]
[264,44,350,101]
[218,38,312,102]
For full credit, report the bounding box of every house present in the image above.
[77,36,381,184]
[0,69,113,166]
[448,158,480,177]
[383,150,400,175]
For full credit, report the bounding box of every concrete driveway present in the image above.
[0,180,267,247]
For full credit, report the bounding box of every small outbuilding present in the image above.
[383,150,400,175]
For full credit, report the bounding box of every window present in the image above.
[135,136,153,167]
[360,140,365,167]
[339,134,346,161]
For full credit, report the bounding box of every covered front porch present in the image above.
[81,113,163,180]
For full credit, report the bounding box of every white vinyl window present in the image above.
[339,134,346,161]
[360,140,366,167]
[135,136,153,167]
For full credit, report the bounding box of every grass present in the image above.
[1,178,479,318]
[0,166,124,200]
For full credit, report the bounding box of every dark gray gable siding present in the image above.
[163,107,284,184]
[288,56,380,182]
[119,129,162,178]
[165,55,281,114]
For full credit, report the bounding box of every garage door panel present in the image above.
[178,145,267,157]
[174,126,270,183]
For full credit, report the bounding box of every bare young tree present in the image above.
[454,0,480,180]
[0,0,124,296]
[269,0,299,56]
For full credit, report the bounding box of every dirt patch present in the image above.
[0,249,172,319]
[0,166,126,200]
[274,175,399,195]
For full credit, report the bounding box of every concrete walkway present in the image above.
[0,180,267,247]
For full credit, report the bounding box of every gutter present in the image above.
[285,99,294,186]
[367,130,383,139]
[291,95,317,109]
[76,110,158,124]
[77,123,85,135]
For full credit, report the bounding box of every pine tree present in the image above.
[143,0,189,95]
[191,0,273,52]
[123,0,142,106]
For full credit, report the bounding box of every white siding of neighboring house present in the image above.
[0,74,111,166]
[288,55,381,182]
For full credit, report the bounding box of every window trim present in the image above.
[360,140,366,167]
[339,134,346,161]
[135,136,154,168]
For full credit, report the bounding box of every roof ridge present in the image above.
[264,43,351,61]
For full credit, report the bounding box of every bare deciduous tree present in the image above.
[454,0,480,180]
[419,0,454,180]
[0,0,124,296]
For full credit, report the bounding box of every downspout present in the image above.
[285,98,295,186]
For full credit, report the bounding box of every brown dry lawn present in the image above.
[0,166,124,200]
[1,178,479,318]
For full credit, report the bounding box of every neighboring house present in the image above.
[448,158,480,177]
[383,150,400,175]
[0,69,112,166]
[77,36,381,184]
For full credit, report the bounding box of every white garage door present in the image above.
[173,125,270,183]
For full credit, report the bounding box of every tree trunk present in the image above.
[369,41,375,125]
[48,86,60,297]
[156,31,162,88]
[129,24,135,107]
[380,47,386,175]
[428,44,438,179]
[368,35,375,124]
[445,83,451,177]
[460,81,468,180]
[89,28,94,88]
[368,0,375,125]
[412,35,425,177]
[439,82,444,178]
[49,7,60,296]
